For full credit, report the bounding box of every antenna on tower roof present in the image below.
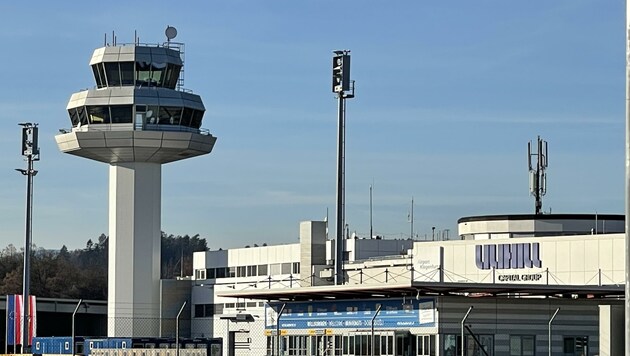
[528,136,548,215]
[165,26,178,44]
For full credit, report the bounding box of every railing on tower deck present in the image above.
[61,124,212,136]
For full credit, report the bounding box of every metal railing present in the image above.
[60,124,212,136]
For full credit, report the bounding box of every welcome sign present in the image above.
[265,298,436,330]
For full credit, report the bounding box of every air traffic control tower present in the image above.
[55,29,216,337]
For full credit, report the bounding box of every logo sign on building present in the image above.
[412,246,442,282]
[475,243,542,270]
[265,298,435,330]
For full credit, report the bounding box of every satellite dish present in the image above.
[165,26,178,40]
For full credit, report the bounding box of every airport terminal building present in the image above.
[188,214,625,356]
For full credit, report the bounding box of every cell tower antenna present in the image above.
[528,136,548,214]
[332,49,355,285]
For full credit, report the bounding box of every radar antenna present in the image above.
[165,26,178,43]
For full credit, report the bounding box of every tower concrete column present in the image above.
[108,162,161,337]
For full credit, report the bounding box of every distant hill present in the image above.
[0,232,207,300]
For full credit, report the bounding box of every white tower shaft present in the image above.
[625,1,630,353]
[108,163,161,337]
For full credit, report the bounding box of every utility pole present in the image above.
[16,123,39,353]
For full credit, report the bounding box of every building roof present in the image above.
[457,213,624,224]
[219,281,623,301]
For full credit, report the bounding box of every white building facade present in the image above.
[190,221,415,355]
[186,215,624,356]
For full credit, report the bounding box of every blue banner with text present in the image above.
[265,298,435,330]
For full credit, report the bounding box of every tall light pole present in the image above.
[332,50,354,285]
[16,123,39,353]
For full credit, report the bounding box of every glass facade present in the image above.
[91,61,181,89]
[71,47,204,132]
[443,335,493,356]
[563,336,588,356]
[265,332,427,356]
[68,104,203,129]
[69,105,133,125]
[509,335,534,356]
[195,262,299,282]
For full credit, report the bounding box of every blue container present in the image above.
[32,336,73,354]
[84,338,107,355]
[107,337,132,349]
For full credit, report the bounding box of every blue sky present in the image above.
[0,1,624,250]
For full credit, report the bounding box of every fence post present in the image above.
[71,299,83,356]
[548,308,560,356]
[461,307,473,356]
[276,304,286,356]
[176,301,187,356]
[371,304,382,356]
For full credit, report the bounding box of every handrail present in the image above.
[61,125,212,136]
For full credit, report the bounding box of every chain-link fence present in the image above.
[73,317,270,356]
[195,317,269,356]
[101,317,192,338]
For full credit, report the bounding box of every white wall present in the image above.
[412,233,625,285]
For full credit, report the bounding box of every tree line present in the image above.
[0,232,207,300]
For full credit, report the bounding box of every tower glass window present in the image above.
[164,64,182,89]
[146,106,159,125]
[136,60,152,87]
[92,65,104,88]
[110,105,133,124]
[151,62,166,86]
[120,62,134,85]
[88,106,110,124]
[181,108,193,127]
[77,106,88,126]
[159,107,182,125]
[68,109,80,127]
[105,62,121,87]
[191,110,204,129]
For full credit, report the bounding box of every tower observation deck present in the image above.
[55,33,216,337]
